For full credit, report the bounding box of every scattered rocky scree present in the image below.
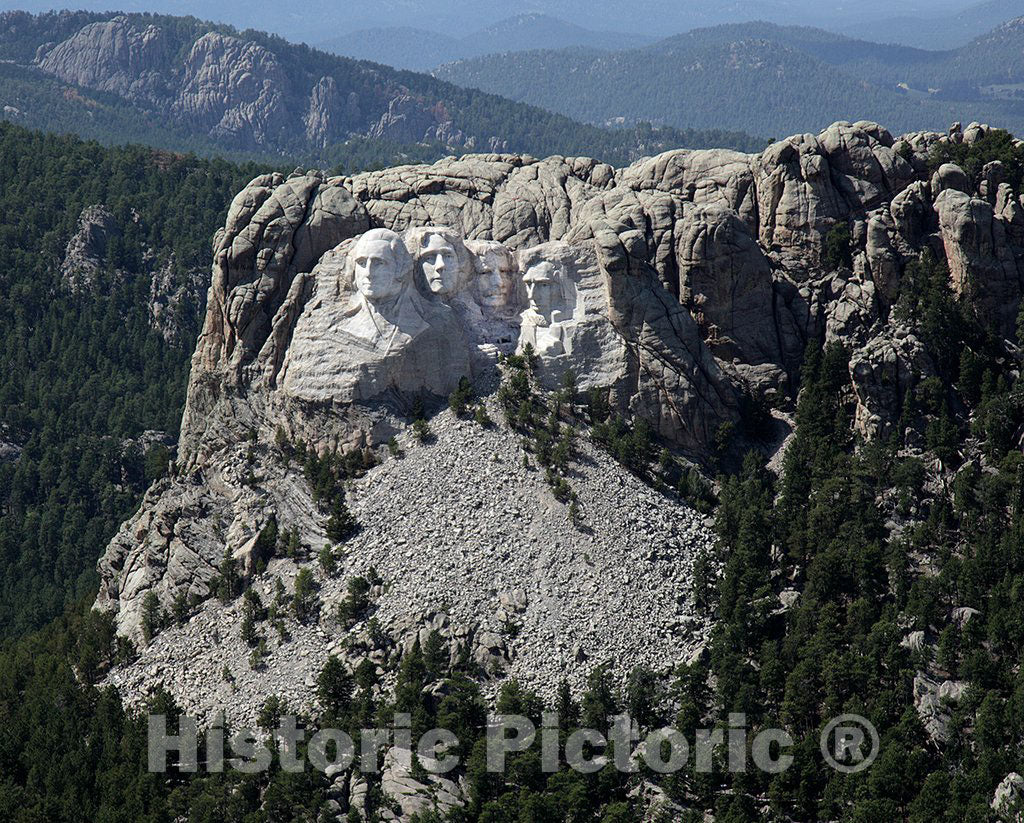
[105,400,713,725]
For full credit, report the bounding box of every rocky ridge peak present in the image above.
[97,119,1024,740]
[32,14,498,153]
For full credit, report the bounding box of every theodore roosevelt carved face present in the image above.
[469,241,517,311]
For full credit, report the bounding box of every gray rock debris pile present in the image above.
[105,404,712,726]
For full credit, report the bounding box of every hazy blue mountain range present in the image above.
[0,10,768,169]
[0,0,996,47]
[318,13,655,72]
[435,19,1024,138]
[850,0,1024,49]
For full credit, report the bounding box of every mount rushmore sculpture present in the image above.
[279,225,600,402]
[101,119,1024,641]
[177,167,740,466]
[272,220,732,449]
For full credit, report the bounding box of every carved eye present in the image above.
[355,257,367,267]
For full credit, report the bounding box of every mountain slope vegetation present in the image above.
[319,13,654,72]
[0,10,767,166]
[436,19,1024,137]
[0,122,265,640]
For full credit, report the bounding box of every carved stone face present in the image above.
[524,260,561,318]
[420,233,462,297]
[353,236,404,302]
[473,249,515,309]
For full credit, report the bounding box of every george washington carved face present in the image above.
[352,229,410,302]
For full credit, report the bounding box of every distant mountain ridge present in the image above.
[2,0,1007,49]
[0,10,768,171]
[318,13,655,71]
[435,18,1024,138]
[850,0,1024,49]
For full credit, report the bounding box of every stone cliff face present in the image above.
[38,16,170,100]
[32,15,496,153]
[96,119,1024,749]
[59,203,207,345]
[179,118,1021,463]
[174,32,293,147]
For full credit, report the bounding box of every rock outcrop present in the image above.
[935,187,1024,338]
[31,14,503,154]
[147,258,207,347]
[0,425,20,465]
[174,32,291,148]
[60,203,121,293]
[59,203,207,344]
[96,119,1024,746]
[913,672,968,744]
[305,76,343,148]
[38,16,169,100]
[992,772,1024,821]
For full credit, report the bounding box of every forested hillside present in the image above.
[5,111,1024,820]
[435,20,1024,137]
[0,122,266,640]
[0,10,767,166]
[319,13,654,72]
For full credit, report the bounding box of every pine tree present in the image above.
[580,662,618,734]
[394,638,433,738]
[326,496,358,543]
[292,568,319,623]
[423,630,447,681]
[141,591,162,645]
[317,655,354,723]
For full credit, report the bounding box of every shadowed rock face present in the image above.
[100,118,1024,665]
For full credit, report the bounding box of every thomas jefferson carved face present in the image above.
[353,230,407,302]
[420,233,462,297]
[523,260,562,319]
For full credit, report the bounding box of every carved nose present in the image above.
[433,255,445,272]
